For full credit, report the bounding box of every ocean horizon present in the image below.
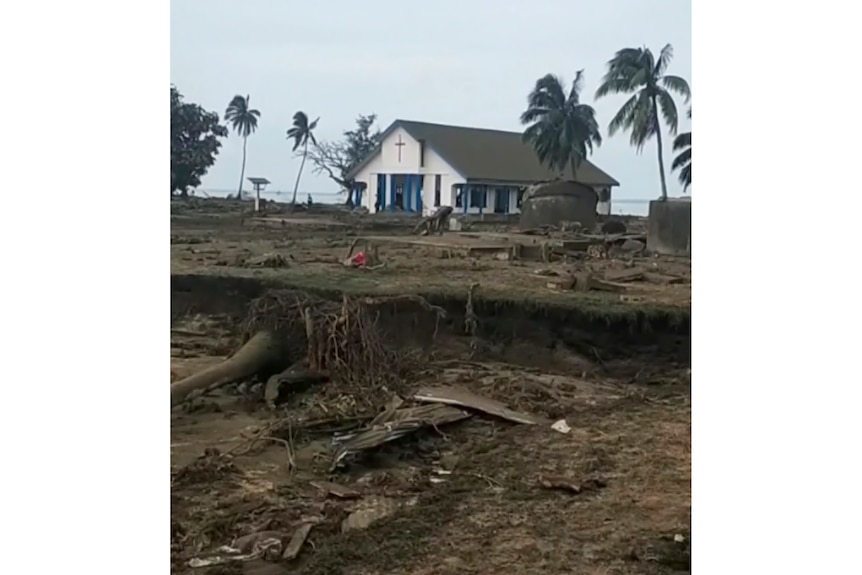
[195,188,677,217]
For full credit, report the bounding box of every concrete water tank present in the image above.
[519,180,599,230]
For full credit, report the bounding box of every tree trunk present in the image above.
[239,135,248,199]
[652,97,669,201]
[170,330,288,407]
[291,140,308,205]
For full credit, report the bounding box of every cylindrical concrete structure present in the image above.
[519,180,598,230]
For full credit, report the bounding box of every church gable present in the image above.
[380,127,421,168]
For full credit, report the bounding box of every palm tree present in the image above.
[595,44,690,200]
[520,71,602,179]
[224,95,261,199]
[287,111,319,204]
[672,107,691,191]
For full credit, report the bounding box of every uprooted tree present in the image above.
[169,290,446,408]
[414,205,454,235]
[171,85,228,198]
[305,114,383,203]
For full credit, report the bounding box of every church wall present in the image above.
[353,127,466,214]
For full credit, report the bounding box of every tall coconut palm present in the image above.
[672,107,691,191]
[595,44,690,200]
[520,71,602,179]
[224,94,261,198]
[287,111,319,204]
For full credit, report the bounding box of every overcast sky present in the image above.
[171,0,691,200]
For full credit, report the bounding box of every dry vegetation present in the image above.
[170,199,691,575]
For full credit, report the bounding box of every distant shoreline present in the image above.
[191,189,685,217]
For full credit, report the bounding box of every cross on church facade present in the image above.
[394,135,406,162]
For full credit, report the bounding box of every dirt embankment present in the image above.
[170,275,691,575]
[171,274,690,364]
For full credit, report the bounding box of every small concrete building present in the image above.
[346,120,620,216]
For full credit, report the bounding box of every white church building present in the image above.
[345,120,620,216]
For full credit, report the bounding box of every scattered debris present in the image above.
[346,251,367,267]
[188,536,283,568]
[171,448,239,488]
[620,295,646,304]
[619,238,646,253]
[551,419,571,434]
[310,480,361,499]
[429,468,453,484]
[341,496,418,533]
[243,253,291,268]
[560,220,583,233]
[604,267,646,283]
[342,238,385,269]
[171,234,211,245]
[370,395,405,425]
[234,531,286,554]
[600,220,628,235]
[264,363,330,408]
[533,268,559,277]
[571,272,629,293]
[586,244,609,259]
[538,475,607,495]
[565,266,684,288]
[643,271,685,284]
[282,523,314,560]
[414,205,454,235]
[331,403,472,469]
[519,225,555,236]
[414,386,549,425]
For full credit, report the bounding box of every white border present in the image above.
[696,1,861,573]
[1,1,167,573]
[3,1,860,573]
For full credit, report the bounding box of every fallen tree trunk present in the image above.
[170,330,289,407]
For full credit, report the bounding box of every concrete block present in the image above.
[647,199,691,256]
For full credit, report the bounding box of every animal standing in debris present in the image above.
[414,205,453,235]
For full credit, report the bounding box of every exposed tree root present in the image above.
[171,289,445,408]
[170,330,289,407]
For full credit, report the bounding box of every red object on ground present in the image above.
[350,251,367,267]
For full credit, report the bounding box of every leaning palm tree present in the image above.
[672,107,691,191]
[595,44,690,200]
[520,71,602,179]
[286,111,319,205]
[224,95,261,198]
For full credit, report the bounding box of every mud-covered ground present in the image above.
[170,200,691,575]
[170,200,691,310]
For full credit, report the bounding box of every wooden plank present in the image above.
[414,386,549,425]
[571,272,628,293]
[643,271,685,285]
[282,523,313,560]
[558,239,596,251]
[310,481,361,499]
[603,267,646,282]
[588,277,629,293]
